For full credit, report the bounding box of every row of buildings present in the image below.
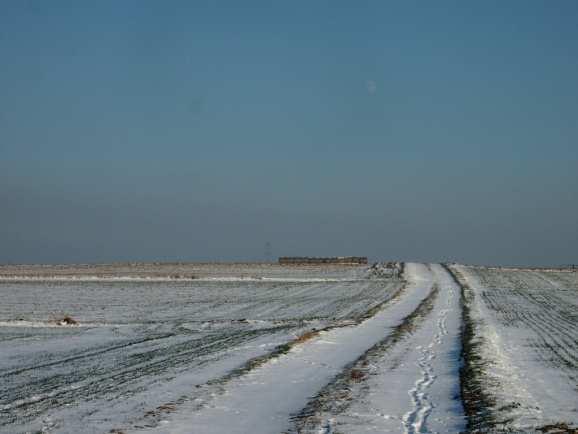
[278,256,368,265]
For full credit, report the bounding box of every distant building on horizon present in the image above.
[278,256,368,265]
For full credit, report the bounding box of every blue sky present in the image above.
[1,1,577,265]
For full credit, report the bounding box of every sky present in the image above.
[1,1,577,266]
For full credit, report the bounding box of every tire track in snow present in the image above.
[402,281,453,434]
[290,267,439,434]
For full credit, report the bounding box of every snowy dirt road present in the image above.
[141,264,466,434]
[2,263,576,434]
[286,264,465,434]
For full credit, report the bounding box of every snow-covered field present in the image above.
[0,264,400,434]
[451,265,578,433]
[0,263,371,281]
[1,263,576,433]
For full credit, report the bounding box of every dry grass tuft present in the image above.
[52,315,78,326]
[156,403,177,412]
[349,369,366,382]
[294,330,319,344]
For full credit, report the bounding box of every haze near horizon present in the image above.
[1,1,577,266]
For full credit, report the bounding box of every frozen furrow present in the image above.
[519,312,578,369]
[0,326,300,431]
[0,280,400,325]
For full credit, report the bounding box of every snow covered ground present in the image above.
[0,279,398,325]
[1,263,576,434]
[452,265,578,433]
[0,263,371,281]
[290,264,465,434]
[0,264,401,434]
[138,263,441,434]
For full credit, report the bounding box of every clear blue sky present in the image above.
[1,1,577,265]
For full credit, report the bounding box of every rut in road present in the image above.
[402,270,454,434]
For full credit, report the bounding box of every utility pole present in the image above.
[264,242,272,263]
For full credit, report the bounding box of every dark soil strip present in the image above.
[442,264,497,434]
[289,282,440,433]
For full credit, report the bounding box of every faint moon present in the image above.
[366,80,377,95]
